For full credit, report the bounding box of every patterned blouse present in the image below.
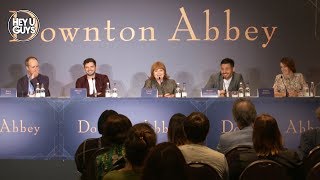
[273,73,307,96]
[96,144,125,180]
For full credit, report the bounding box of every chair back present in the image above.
[304,145,320,176]
[239,159,289,180]
[307,162,320,180]
[187,162,221,180]
[225,145,257,180]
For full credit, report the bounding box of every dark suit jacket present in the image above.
[75,73,110,97]
[204,72,244,91]
[298,128,320,159]
[17,74,50,97]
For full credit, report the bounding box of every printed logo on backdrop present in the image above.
[7,10,40,42]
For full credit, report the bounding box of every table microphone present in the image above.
[281,75,289,97]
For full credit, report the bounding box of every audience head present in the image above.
[150,61,169,80]
[316,107,320,120]
[142,142,188,180]
[220,58,235,79]
[232,98,257,129]
[184,112,210,144]
[168,113,187,146]
[280,57,296,74]
[97,109,118,134]
[253,114,284,157]
[102,114,132,144]
[124,122,157,168]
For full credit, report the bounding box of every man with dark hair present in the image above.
[179,112,229,180]
[17,56,50,97]
[204,58,244,97]
[76,58,110,97]
[298,107,320,159]
[217,98,257,154]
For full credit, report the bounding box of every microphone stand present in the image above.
[281,75,289,97]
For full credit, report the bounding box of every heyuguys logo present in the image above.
[7,10,40,42]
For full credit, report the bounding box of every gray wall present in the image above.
[1,0,320,97]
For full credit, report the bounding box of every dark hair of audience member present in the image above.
[232,98,257,128]
[125,123,157,170]
[253,114,284,156]
[97,109,118,135]
[184,112,210,143]
[102,114,132,145]
[141,142,188,180]
[167,113,187,146]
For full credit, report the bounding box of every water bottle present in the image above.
[35,83,41,97]
[182,82,187,98]
[245,83,251,97]
[105,82,111,97]
[175,83,181,98]
[310,82,315,97]
[40,83,45,97]
[238,82,244,97]
[112,83,118,98]
[303,83,310,97]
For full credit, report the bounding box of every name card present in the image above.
[201,88,218,97]
[0,88,17,97]
[141,88,158,98]
[257,88,274,97]
[70,88,87,98]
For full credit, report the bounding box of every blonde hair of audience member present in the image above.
[252,114,284,156]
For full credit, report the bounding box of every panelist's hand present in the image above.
[288,90,299,97]
[219,90,226,97]
[30,70,39,80]
[164,93,174,98]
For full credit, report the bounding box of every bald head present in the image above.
[232,98,257,129]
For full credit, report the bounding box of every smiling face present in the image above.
[220,63,234,79]
[280,62,292,76]
[84,62,96,76]
[153,68,165,80]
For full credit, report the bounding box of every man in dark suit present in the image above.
[76,58,110,97]
[204,58,244,97]
[17,56,50,97]
[298,107,320,159]
[217,98,257,154]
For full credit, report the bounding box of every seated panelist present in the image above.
[143,61,177,98]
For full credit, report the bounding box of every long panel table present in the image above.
[0,97,319,160]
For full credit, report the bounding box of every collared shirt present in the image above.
[27,74,34,94]
[88,78,97,95]
[223,76,233,91]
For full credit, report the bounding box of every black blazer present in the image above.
[17,74,50,97]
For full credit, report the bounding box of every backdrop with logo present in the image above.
[0,0,320,97]
[0,97,319,160]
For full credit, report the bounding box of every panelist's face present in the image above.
[26,58,39,75]
[153,68,164,79]
[220,63,234,79]
[84,62,96,76]
[280,63,292,76]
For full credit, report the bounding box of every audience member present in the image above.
[253,114,302,179]
[217,98,257,154]
[179,112,229,179]
[104,123,156,180]
[142,142,188,180]
[168,113,187,146]
[74,109,118,180]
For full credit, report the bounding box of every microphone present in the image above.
[280,75,289,97]
[92,78,97,97]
